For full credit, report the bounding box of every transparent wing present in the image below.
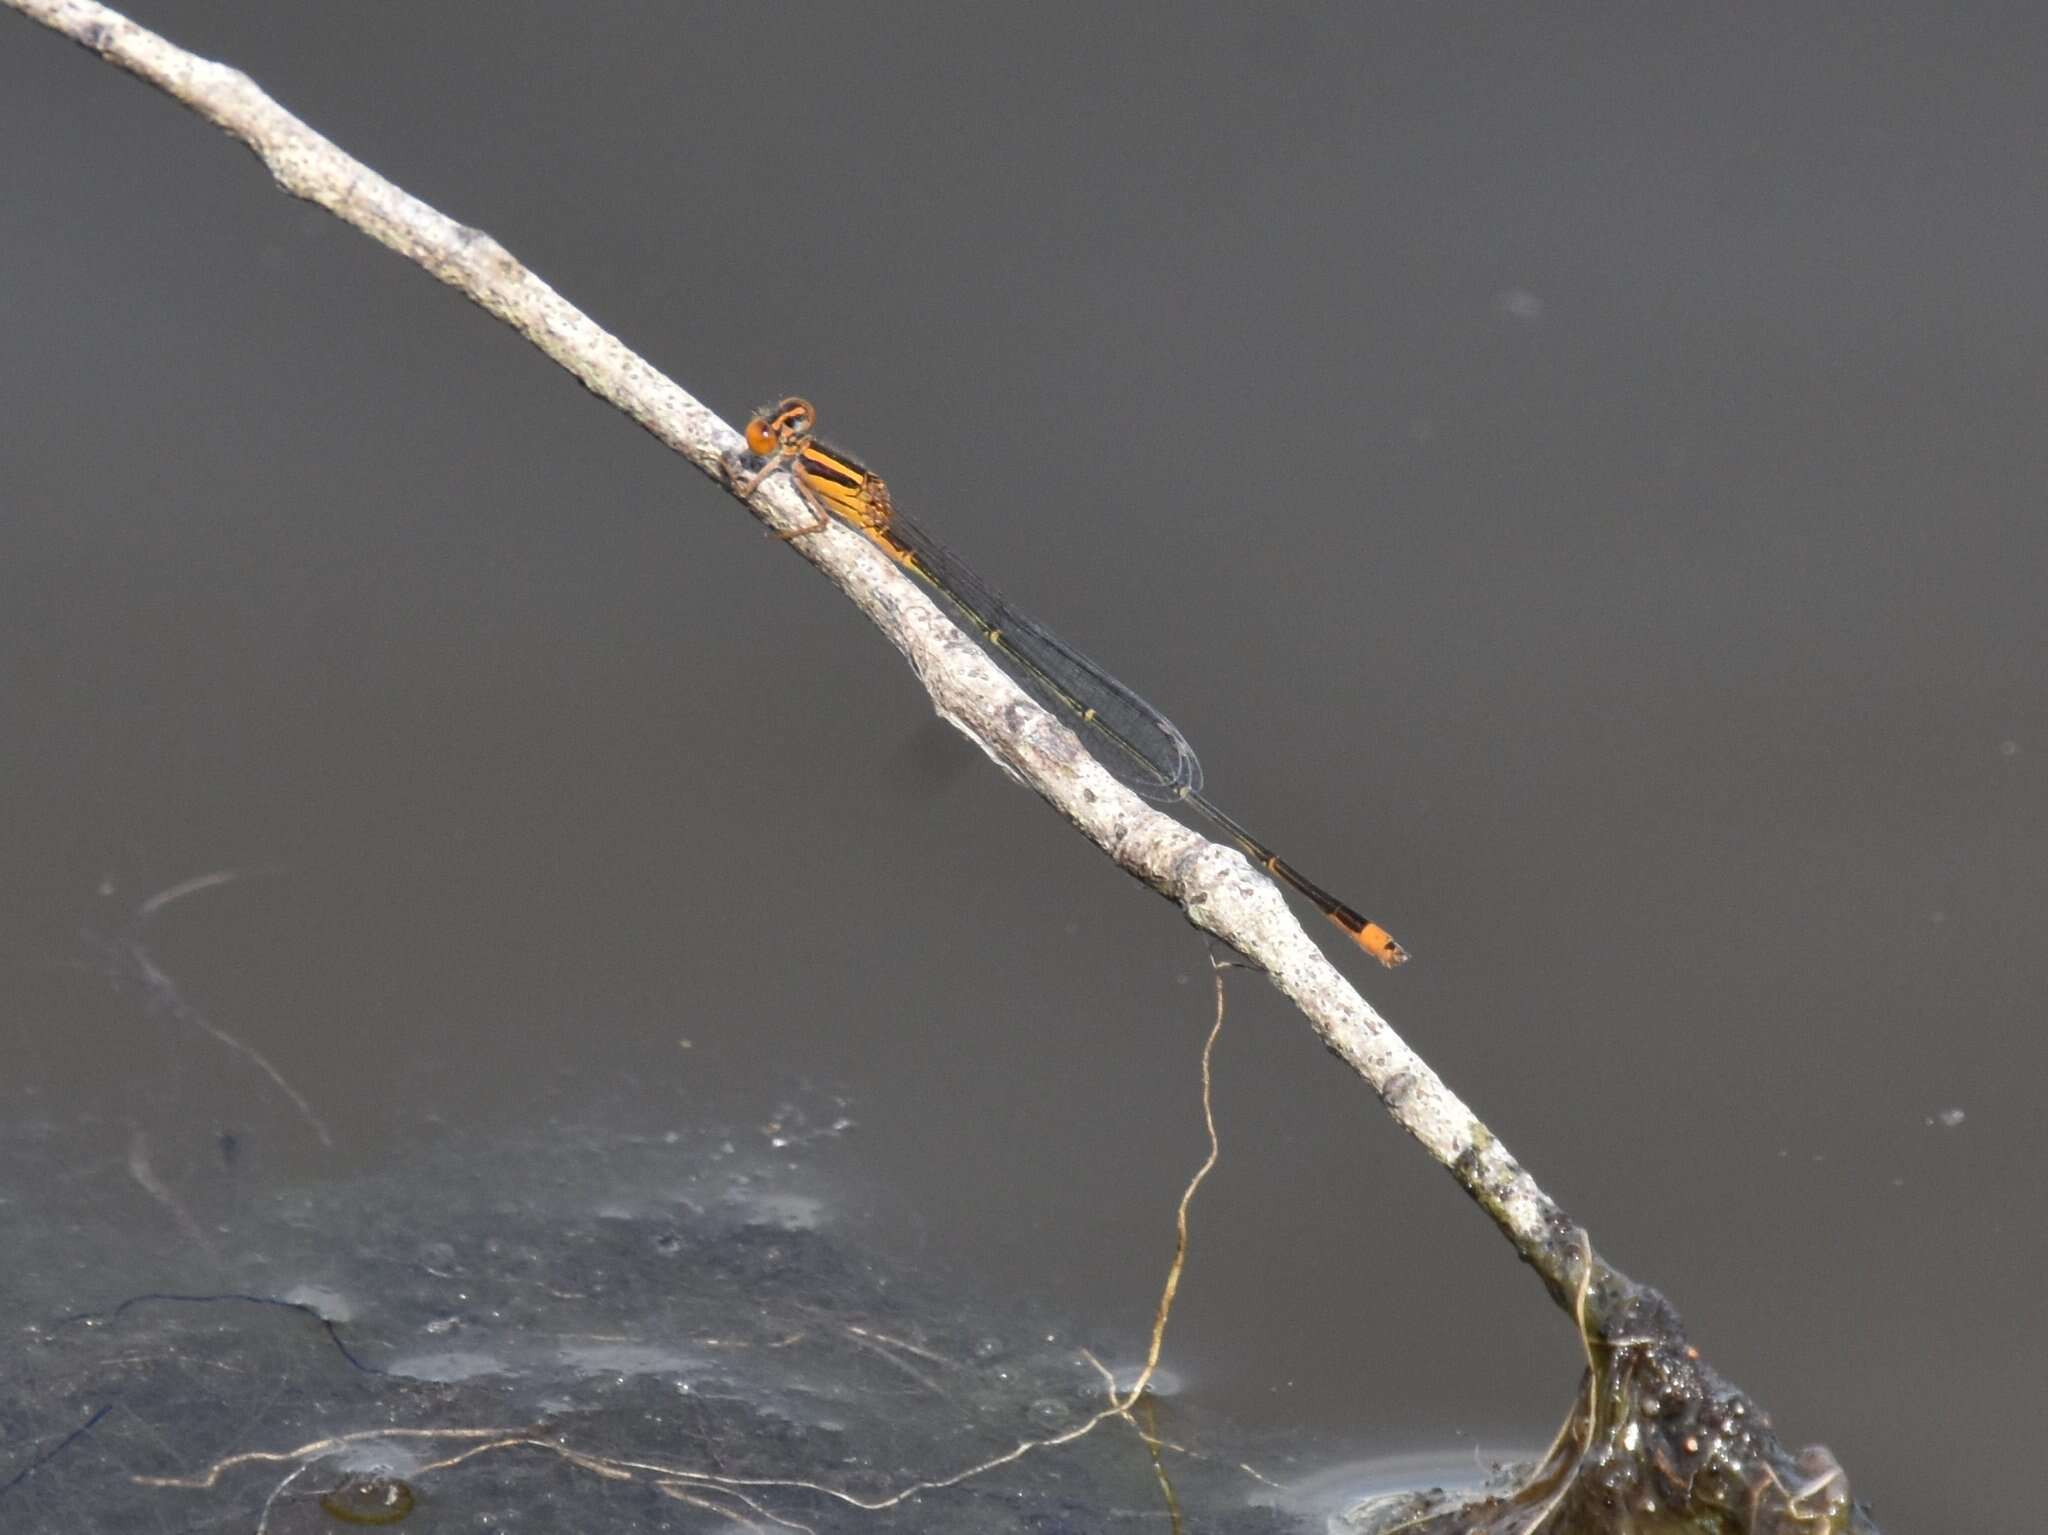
[882,508,1203,804]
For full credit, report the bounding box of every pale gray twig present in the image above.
[7,0,1584,1305]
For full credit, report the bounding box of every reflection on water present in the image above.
[0,1107,1339,1531]
[2,878,1888,1533]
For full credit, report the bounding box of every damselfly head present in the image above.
[745,397,816,457]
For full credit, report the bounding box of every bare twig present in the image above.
[7,0,1586,1305]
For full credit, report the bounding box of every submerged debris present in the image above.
[0,1120,1304,1532]
[1341,1261,1878,1534]
[319,1472,417,1525]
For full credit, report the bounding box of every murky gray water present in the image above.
[5,8,2042,1531]
[1,1096,1336,1530]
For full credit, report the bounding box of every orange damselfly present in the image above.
[738,397,1408,968]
